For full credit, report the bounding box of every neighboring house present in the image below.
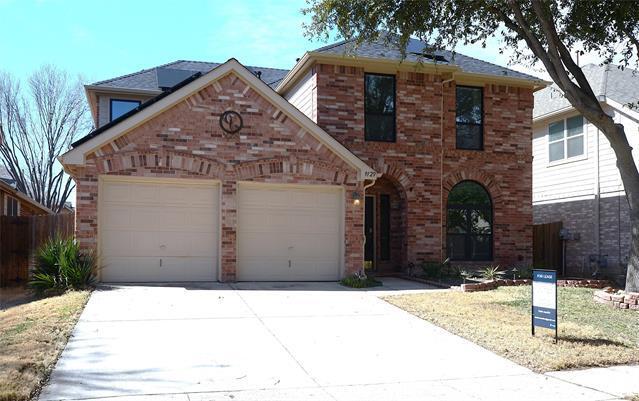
[533,63,639,282]
[60,36,545,283]
[0,167,52,216]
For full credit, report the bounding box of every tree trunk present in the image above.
[597,122,639,292]
[627,217,639,292]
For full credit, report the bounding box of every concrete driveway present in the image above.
[40,278,622,401]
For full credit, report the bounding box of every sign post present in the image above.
[531,269,558,343]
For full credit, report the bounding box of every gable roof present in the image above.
[0,166,53,214]
[314,36,541,81]
[62,59,376,181]
[534,63,639,120]
[89,60,290,91]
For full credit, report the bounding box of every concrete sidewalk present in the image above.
[39,278,634,400]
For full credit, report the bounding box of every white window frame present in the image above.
[547,115,587,166]
[4,194,20,216]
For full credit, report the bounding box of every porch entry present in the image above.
[364,192,394,272]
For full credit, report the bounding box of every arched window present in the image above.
[447,181,492,261]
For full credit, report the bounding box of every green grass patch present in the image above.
[340,275,383,288]
[384,286,639,372]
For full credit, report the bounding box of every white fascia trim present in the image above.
[63,59,377,181]
[604,98,639,122]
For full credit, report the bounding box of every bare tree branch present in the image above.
[0,65,89,213]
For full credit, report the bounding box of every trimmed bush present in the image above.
[340,275,383,288]
[30,237,96,292]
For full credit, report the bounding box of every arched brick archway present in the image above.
[364,172,408,273]
[442,171,502,203]
[93,150,225,179]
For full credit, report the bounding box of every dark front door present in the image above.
[365,196,375,267]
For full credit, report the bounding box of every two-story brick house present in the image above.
[60,37,545,282]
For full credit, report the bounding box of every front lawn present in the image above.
[0,290,90,401]
[385,286,639,372]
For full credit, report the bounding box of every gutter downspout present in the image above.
[440,74,456,262]
[362,178,378,275]
[594,126,601,260]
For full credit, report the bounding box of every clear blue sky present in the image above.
[0,0,532,85]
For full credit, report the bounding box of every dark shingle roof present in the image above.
[91,60,289,91]
[534,63,639,119]
[314,36,543,81]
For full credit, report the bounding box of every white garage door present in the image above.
[237,183,342,281]
[100,178,219,282]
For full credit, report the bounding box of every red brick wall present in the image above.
[313,63,533,268]
[69,72,364,281]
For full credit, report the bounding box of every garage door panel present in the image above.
[187,208,217,228]
[100,179,218,282]
[101,206,133,230]
[238,184,342,281]
[102,183,131,203]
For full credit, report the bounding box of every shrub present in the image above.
[421,261,442,279]
[340,275,383,288]
[460,269,474,283]
[513,265,533,279]
[30,237,96,292]
[479,265,505,281]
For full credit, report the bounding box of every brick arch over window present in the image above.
[92,150,225,178]
[234,158,355,184]
[443,171,502,203]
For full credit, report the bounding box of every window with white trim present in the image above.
[548,115,585,162]
[4,195,19,216]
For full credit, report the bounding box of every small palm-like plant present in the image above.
[30,237,96,292]
[460,269,473,283]
[479,265,505,281]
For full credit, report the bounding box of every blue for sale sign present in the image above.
[532,269,558,341]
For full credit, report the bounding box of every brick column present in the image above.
[220,178,237,281]
[344,182,365,276]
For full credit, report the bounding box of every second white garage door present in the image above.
[237,183,343,281]
[100,177,219,282]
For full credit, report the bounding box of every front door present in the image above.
[364,196,375,269]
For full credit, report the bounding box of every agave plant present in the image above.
[479,265,505,281]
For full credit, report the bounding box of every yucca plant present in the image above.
[479,265,505,281]
[30,237,96,292]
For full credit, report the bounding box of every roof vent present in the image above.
[406,40,448,63]
[156,68,199,91]
[410,53,448,63]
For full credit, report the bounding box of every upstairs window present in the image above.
[365,74,396,142]
[456,86,483,150]
[4,195,19,216]
[110,99,141,121]
[548,115,584,163]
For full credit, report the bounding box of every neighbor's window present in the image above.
[4,195,19,216]
[447,181,492,261]
[365,73,396,142]
[110,99,141,121]
[548,115,584,162]
[456,86,483,150]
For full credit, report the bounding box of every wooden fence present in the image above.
[0,214,74,286]
[532,221,563,272]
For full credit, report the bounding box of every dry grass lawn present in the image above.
[0,290,90,401]
[385,286,639,372]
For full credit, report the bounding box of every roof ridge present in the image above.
[91,60,183,86]
[312,38,353,53]
[446,50,540,80]
[172,59,288,72]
